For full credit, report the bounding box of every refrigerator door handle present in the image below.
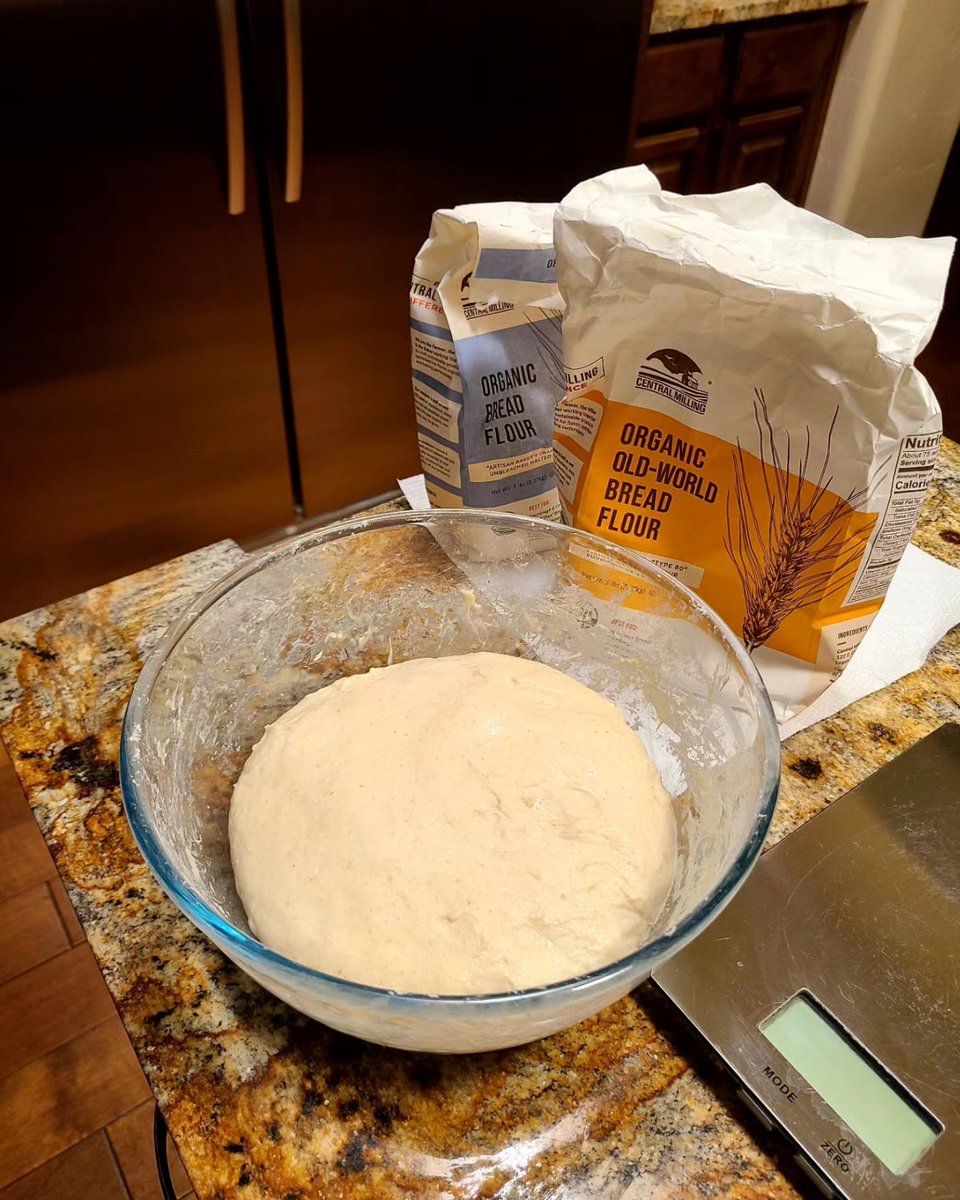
[214,0,245,215]
[282,0,303,202]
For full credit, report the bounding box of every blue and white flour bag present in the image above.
[410,201,572,523]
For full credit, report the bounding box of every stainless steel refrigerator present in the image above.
[0,0,646,617]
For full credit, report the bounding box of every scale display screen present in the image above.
[761,993,941,1175]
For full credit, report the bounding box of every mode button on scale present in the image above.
[654,724,959,1200]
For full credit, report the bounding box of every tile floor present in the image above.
[0,741,194,1200]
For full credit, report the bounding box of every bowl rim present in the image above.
[121,506,780,1005]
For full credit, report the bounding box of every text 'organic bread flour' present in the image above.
[553,167,954,721]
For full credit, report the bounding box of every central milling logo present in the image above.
[635,348,709,414]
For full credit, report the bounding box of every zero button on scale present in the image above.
[653,723,960,1199]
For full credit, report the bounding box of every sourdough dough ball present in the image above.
[229,652,675,994]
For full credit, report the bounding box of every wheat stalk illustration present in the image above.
[525,310,565,392]
[724,388,876,652]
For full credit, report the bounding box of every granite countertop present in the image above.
[650,0,867,36]
[2,441,959,1200]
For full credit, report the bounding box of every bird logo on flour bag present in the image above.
[635,349,710,414]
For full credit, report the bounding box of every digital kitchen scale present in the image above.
[653,722,960,1200]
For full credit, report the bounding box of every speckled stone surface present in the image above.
[650,0,865,35]
[1,442,959,1200]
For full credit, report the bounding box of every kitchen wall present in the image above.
[805,0,960,237]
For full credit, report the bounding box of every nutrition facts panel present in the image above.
[846,433,940,605]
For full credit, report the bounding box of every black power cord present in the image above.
[235,0,306,520]
[153,1105,179,1200]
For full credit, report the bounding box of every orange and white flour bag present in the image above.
[553,167,955,720]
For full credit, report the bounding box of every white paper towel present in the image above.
[398,475,960,740]
[777,542,960,738]
[399,474,430,510]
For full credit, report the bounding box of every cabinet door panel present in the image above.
[0,0,293,618]
[629,127,709,193]
[717,107,806,198]
[634,35,726,126]
[733,16,843,105]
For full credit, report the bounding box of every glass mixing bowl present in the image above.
[121,509,779,1053]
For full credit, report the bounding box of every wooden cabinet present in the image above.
[628,8,851,201]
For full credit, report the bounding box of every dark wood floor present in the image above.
[0,742,194,1200]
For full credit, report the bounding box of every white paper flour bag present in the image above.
[410,202,568,521]
[554,166,954,721]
